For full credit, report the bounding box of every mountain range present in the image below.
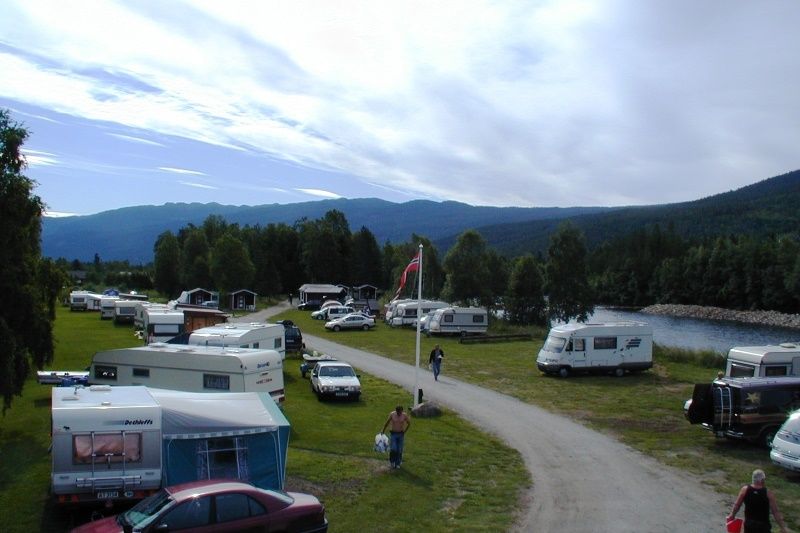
[41,169,800,263]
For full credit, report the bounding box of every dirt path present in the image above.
[242,304,727,532]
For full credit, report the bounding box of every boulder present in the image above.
[412,401,442,418]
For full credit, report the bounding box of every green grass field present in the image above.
[0,308,529,532]
[286,310,800,529]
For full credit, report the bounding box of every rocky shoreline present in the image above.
[640,303,800,330]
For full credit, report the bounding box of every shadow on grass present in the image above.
[34,398,51,409]
[0,431,49,488]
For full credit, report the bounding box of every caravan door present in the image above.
[568,337,587,368]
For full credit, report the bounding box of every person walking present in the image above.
[381,405,411,469]
[429,344,444,381]
[727,469,788,533]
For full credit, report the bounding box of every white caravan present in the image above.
[89,344,285,403]
[113,300,137,324]
[383,299,413,324]
[69,290,91,311]
[99,296,119,320]
[536,322,653,378]
[726,343,800,378]
[133,302,168,330]
[51,385,163,505]
[390,300,450,327]
[188,322,286,359]
[427,307,488,336]
[143,308,185,344]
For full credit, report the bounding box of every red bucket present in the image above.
[726,517,743,533]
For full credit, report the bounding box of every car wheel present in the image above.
[362,324,369,330]
[761,426,779,448]
[333,325,341,332]
[558,367,570,378]
[614,367,625,378]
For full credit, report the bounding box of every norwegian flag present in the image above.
[394,252,420,299]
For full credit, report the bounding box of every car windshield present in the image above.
[118,489,174,528]
[320,365,355,377]
[543,335,566,353]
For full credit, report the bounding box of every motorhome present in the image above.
[383,299,413,324]
[112,300,137,325]
[99,296,119,320]
[536,322,653,378]
[143,308,185,344]
[685,376,800,447]
[50,385,290,507]
[390,300,450,327]
[725,344,800,378]
[89,344,285,403]
[188,322,286,359]
[427,307,488,336]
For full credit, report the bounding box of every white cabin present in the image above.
[188,322,286,359]
[726,343,800,378]
[427,306,488,336]
[89,345,285,403]
[536,322,653,378]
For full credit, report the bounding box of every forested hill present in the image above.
[42,198,611,263]
[449,169,800,256]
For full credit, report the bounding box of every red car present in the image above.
[71,480,328,533]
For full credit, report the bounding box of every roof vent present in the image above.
[779,342,797,348]
[90,385,112,392]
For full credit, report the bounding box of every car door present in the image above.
[212,492,270,532]
[151,495,213,531]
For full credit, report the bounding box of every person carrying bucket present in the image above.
[726,469,788,533]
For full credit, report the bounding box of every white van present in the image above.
[536,322,653,378]
[726,344,800,378]
[390,300,449,327]
[89,344,285,403]
[427,307,488,336]
[771,409,800,472]
[188,322,286,359]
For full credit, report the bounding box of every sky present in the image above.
[1,1,799,217]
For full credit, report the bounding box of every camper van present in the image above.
[390,300,449,327]
[89,345,285,403]
[143,308,185,344]
[726,344,800,378]
[112,299,137,324]
[427,307,488,336]
[51,385,290,507]
[536,322,653,378]
[99,296,119,320]
[188,322,286,359]
[685,376,800,446]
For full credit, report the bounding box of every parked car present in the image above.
[277,320,305,352]
[771,409,800,472]
[325,313,375,332]
[70,479,327,533]
[311,305,354,321]
[310,361,361,401]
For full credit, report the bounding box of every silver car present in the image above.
[324,313,375,331]
[310,361,361,401]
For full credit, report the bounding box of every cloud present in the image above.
[158,166,206,176]
[179,180,219,190]
[23,148,59,166]
[107,133,165,146]
[43,210,78,217]
[295,188,342,199]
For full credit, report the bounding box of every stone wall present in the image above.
[640,304,800,330]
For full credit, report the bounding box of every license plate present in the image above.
[97,491,119,500]
[335,392,348,397]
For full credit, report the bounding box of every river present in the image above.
[573,307,800,353]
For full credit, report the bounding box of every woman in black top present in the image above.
[727,469,787,533]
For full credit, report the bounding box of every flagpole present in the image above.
[414,243,423,408]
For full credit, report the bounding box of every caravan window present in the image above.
[94,365,117,380]
[203,374,230,390]
[594,337,617,350]
[765,366,789,377]
[197,437,249,480]
[444,315,454,323]
[543,335,566,353]
[566,339,586,352]
[273,338,282,350]
[73,433,141,464]
[472,314,485,323]
[730,363,756,378]
[133,368,150,378]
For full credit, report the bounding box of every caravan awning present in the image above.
[148,388,282,439]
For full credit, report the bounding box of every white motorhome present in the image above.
[133,302,168,330]
[99,296,119,320]
[390,300,449,327]
[383,299,413,324]
[143,308,185,344]
[427,307,488,336]
[536,322,653,378]
[188,322,286,359]
[726,343,800,378]
[51,385,163,505]
[113,299,137,324]
[89,345,285,403]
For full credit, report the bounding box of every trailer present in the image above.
[427,306,488,336]
[188,322,286,359]
[725,343,800,378]
[536,322,653,377]
[143,308,185,344]
[69,290,90,311]
[99,296,119,320]
[89,344,285,403]
[389,300,449,327]
[51,385,290,507]
[133,302,168,330]
[112,300,137,325]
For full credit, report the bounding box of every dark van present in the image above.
[684,376,800,446]
[277,320,304,352]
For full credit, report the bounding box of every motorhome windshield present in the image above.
[543,335,566,353]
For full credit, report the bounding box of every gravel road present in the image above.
[239,305,728,532]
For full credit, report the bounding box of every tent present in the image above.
[149,389,290,491]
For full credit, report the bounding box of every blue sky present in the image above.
[1,1,799,216]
